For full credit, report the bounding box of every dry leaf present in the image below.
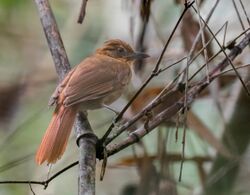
[131,87,183,115]
[131,87,163,114]
[129,87,183,127]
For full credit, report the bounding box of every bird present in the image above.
[35,39,149,165]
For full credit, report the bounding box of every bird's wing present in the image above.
[62,55,128,107]
[48,68,77,106]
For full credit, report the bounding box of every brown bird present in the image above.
[35,39,149,164]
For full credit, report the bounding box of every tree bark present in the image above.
[33,0,96,194]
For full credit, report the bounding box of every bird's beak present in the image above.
[126,52,150,60]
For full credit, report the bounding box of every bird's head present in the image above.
[96,39,149,64]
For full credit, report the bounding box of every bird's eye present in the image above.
[117,47,125,53]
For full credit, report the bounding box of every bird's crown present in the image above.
[96,39,149,63]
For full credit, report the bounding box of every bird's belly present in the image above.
[103,88,124,105]
[77,89,123,110]
[78,99,104,110]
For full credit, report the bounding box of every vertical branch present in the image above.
[76,112,97,195]
[33,0,96,194]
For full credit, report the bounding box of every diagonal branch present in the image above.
[103,32,250,160]
[78,0,88,24]
[34,0,70,81]
[33,0,96,194]
[100,0,195,145]
[191,6,250,96]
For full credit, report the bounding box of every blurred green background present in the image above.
[0,0,250,195]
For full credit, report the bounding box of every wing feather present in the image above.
[62,55,129,107]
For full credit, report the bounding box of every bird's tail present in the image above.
[35,104,77,164]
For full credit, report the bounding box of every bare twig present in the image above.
[0,154,33,173]
[100,0,195,145]
[192,5,250,96]
[222,22,228,47]
[0,161,79,188]
[189,27,250,81]
[103,27,241,145]
[29,183,36,195]
[77,0,88,24]
[232,0,246,31]
[33,0,96,194]
[33,0,70,81]
[104,88,183,146]
[134,0,152,73]
[187,0,220,59]
[105,32,250,159]
[1,1,250,192]
[195,0,209,80]
[198,33,250,91]
[211,63,250,80]
[75,112,97,194]
[1,31,250,191]
[106,100,186,156]
[238,0,250,26]
[102,57,186,144]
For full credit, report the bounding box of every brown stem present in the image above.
[33,0,95,194]
[101,0,195,144]
[33,0,70,81]
[77,0,88,24]
[75,112,97,195]
[104,31,250,159]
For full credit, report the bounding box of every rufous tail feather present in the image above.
[35,104,77,164]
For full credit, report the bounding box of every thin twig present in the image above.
[198,33,250,91]
[192,5,250,96]
[33,0,96,194]
[33,0,70,81]
[189,21,228,65]
[105,32,250,159]
[187,0,220,59]
[29,183,36,195]
[104,88,183,146]
[1,32,250,188]
[77,0,88,24]
[189,27,250,81]
[222,22,228,47]
[134,0,151,73]
[238,0,250,26]
[159,56,188,73]
[0,161,79,188]
[101,0,195,145]
[211,63,250,80]
[104,42,222,145]
[0,154,33,173]
[106,101,186,157]
[195,0,209,81]
[232,0,246,31]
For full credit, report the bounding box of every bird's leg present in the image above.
[102,104,120,115]
[46,164,52,180]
